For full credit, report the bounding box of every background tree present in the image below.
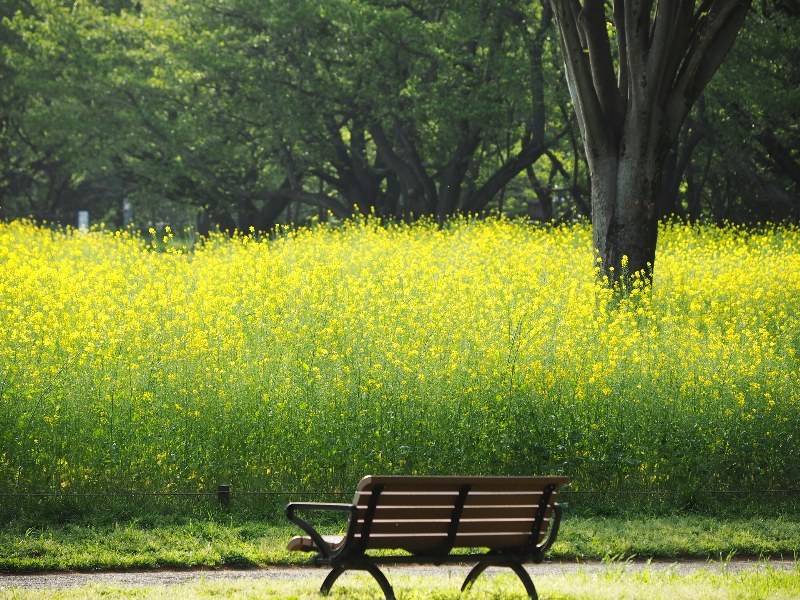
[186,0,575,224]
[548,0,752,284]
[692,3,799,222]
[4,0,579,230]
[3,0,796,232]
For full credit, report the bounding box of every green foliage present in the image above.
[1,218,799,518]
[660,5,800,223]
[1,0,578,228]
[2,1,795,227]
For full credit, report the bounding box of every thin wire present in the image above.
[0,492,217,497]
[561,489,800,495]
[0,489,797,498]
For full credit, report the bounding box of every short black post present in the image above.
[218,484,231,509]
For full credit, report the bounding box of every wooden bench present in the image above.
[286,475,569,599]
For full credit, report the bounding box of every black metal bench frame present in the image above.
[286,475,568,599]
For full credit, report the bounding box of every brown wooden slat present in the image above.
[461,505,540,519]
[452,532,531,549]
[357,475,570,494]
[355,520,449,535]
[349,532,532,551]
[355,492,461,507]
[459,492,556,507]
[453,519,542,534]
[357,505,541,521]
[354,517,547,536]
[357,506,454,520]
[355,491,548,507]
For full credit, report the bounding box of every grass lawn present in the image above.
[3,564,800,599]
[1,515,798,572]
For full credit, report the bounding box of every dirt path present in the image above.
[2,560,796,590]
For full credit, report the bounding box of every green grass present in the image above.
[3,565,800,598]
[1,516,798,573]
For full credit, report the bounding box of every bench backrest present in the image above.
[348,475,569,555]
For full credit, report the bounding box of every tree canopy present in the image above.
[0,0,796,233]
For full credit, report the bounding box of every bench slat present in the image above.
[355,491,554,507]
[288,532,538,553]
[353,532,533,551]
[356,505,543,521]
[354,517,547,536]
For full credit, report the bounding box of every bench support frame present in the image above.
[287,499,563,599]
[311,551,545,600]
[321,563,395,599]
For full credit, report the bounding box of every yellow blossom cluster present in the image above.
[0,218,797,510]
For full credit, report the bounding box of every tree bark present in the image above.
[658,122,706,219]
[437,127,481,221]
[549,0,751,286]
[590,149,661,283]
[370,123,435,216]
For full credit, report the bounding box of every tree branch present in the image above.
[613,0,629,110]
[261,189,351,219]
[438,127,481,218]
[646,0,690,104]
[370,122,434,213]
[462,133,555,213]
[668,0,752,138]
[757,130,800,187]
[550,0,614,157]
[622,0,651,100]
[579,0,623,130]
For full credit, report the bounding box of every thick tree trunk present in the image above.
[549,0,751,288]
[590,152,661,284]
[586,97,666,284]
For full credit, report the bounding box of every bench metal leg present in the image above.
[461,560,538,600]
[364,565,396,600]
[461,561,490,592]
[320,564,395,600]
[509,562,538,599]
[320,566,345,595]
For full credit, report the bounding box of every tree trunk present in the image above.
[549,0,751,287]
[590,152,661,284]
[437,129,481,221]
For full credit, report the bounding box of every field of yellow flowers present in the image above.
[1,218,798,515]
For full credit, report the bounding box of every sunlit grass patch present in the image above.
[2,563,799,599]
[2,515,799,572]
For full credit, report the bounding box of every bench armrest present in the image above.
[285,502,357,558]
[537,503,563,554]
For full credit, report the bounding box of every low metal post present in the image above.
[218,484,231,509]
